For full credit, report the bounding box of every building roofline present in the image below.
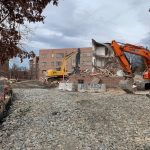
[39,47,92,51]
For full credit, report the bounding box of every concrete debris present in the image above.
[103,57,122,72]
[92,57,122,77]
[78,83,106,93]
[91,68,116,77]
[90,77,101,84]
[68,74,123,88]
[59,83,78,92]
[59,82,106,93]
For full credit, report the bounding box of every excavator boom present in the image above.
[60,52,76,72]
[45,49,80,84]
[111,41,150,78]
[111,41,133,76]
[111,40,150,93]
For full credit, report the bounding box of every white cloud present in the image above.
[23,0,150,51]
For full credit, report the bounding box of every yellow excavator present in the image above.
[45,49,80,84]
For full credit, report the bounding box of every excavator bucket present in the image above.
[119,78,134,93]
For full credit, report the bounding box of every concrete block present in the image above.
[78,83,106,93]
[59,83,78,91]
[58,82,66,90]
[78,84,88,92]
[59,82,106,93]
[65,83,78,92]
[89,84,106,92]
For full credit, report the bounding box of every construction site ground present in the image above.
[0,80,150,150]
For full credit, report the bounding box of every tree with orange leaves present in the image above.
[0,0,58,63]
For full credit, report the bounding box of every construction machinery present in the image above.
[45,49,80,84]
[110,40,150,93]
[92,39,150,93]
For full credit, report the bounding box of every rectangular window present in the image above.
[55,53,64,58]
[56,61,62,67]
[81,52,91,57]
[40,62,47,66]
[51,62,54,66]
[52,54,55,58]
[41,54,48,58]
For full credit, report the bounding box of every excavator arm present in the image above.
[111,40,150,79]
[92,39,150,93]
[60,48,80,74]
[60,52,76,72]
[111,41,133,76]
[45,50,80,84]
[110,40,150,93]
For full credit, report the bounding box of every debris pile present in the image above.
[68,74,123,89]
[91,68,116,77]
[93,57,122,77]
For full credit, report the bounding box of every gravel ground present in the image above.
[0,82,150,150]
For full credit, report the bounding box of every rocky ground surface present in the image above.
[0,81,150,150]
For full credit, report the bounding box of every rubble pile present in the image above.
[93,57,122,77]
[103,57,121,71]
[68,74,92,84]
[92,68,116,77]
[68,74,123,88]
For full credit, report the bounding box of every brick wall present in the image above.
[39,47,92,79]
[100,77,124,88]
[69,75,124,88]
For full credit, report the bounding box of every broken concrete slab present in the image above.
[59,82,106,93]
[78,83,106,93]
[58,83,78,91]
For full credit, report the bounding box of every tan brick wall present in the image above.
[69,75,124,88]
[100,77,124,88]
[39,47,92,79]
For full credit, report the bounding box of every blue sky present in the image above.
[12,0,150,68]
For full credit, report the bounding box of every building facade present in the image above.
[92,39,115,72]
[39,47,92,79]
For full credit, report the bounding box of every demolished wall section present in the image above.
[69,74,123,88]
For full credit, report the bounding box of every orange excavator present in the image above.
[110,40,150,93]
